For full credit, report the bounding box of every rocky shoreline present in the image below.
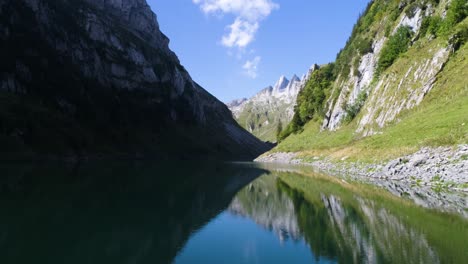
[256,145,468,192]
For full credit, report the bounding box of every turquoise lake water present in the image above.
[0,162,466,263]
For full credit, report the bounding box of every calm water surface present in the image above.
[0,162,466,264]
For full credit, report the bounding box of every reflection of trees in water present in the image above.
[228,175,301,242]
[276,179,440,264]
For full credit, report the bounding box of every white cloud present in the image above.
[243,56,261,79]
[221,18,259,48]
[193,0,279,21]
[193,0,279,49]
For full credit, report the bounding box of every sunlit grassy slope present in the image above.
[275,41,468,162]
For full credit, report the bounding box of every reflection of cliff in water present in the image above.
[226,172,445,264]
[228,175,301,242]
[0,162,266,264]
[276,179,440,264]
[370,180,467,217]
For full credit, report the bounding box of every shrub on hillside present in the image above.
[447,0,468,24]
[420,16,443,37]
[278,114,302,142]
[357,37,374,55]
[438,0,468,36]
[276,120,283,142]
[296,64,335,124]
[449,24,468,52]
[376,26,413,76]
[278,64,336,141]
[343,90,368,123]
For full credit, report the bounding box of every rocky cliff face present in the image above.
[228,66,317,142]
[321,0,457,135]
[268,0,466,160]
[0,0,270,160]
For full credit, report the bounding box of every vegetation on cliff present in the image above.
[272,0,468,161]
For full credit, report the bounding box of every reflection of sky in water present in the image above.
[0,162,465,264]
[243,239,259,264]
[175,172,457,264]
[175,212,335,264]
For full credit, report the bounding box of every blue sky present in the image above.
[148,0,370,102]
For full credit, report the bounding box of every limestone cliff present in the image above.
[277,0,467,150]
[321,0,461,135]
[0,0,270,160]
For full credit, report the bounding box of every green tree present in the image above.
[343,90,368,123]
[377,26,413,76]
[296,64,335,125]
[276,120,283,142]
[438,0,468,35]
[447,0,468,25]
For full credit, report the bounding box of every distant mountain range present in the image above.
[227,65,318,142]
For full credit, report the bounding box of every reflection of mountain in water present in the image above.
[276,178,441,264]
[228,175,301,242]
[1,164,465,264]
[0,162,266,264]
[228,171,452,264]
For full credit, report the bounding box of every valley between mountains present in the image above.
[0,1,467,263]
[0,0,466,190]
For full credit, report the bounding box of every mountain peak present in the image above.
[226,98,248,108]
[290,75,300,82]
[227,71,309,142]
[273,76,290,92]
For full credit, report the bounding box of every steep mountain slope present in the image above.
[0,0,270,160]
[227,66,317,142]
[274,0,468,161]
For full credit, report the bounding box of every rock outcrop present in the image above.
[321,1,455,135]
[0,0,270,160]
[256,144,468,211]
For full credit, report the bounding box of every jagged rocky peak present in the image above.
[261,85,274,95]
[229,72,304,110]
[290,75,300,82]
[285,75,301,94]
[273,75,290,92]
[227,98,248,108]
[227,70,309,141]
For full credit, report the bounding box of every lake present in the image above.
[0,161,466,263]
